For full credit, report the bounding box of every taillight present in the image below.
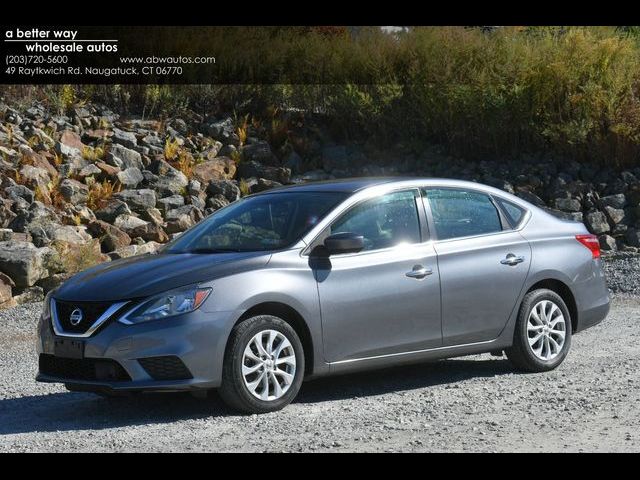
[576,234,601,259]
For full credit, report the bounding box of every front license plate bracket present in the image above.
[54,338,85,359]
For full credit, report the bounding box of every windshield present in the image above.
[164,191,348,253]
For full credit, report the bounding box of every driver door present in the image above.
[312,189,442,363]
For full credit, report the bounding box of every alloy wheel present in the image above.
[241,329,297,401]
[527,300,566,361]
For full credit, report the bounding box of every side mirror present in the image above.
[324,232,364,255]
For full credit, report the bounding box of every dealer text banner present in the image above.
[1,26,385,84]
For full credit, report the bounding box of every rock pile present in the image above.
[1,99,640,307]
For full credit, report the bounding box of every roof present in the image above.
[254,176,540,213]
[258,177,415,194]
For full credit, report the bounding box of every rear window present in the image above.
[495,197,526,227]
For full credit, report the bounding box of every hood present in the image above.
[54,251,271,302]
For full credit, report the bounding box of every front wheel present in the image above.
[218,315,305,414]
[505,289,572,372]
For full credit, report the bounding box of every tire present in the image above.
[505,288,572,372]
[218,315,305,414]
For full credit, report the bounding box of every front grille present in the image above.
[54,300,114,334]
[138,356,193,380]
[39,354,131,382]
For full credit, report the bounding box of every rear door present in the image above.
[423,188,531,346]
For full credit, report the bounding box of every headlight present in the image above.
[119,286,212,325]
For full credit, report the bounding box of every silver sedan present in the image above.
[37,178,610,413]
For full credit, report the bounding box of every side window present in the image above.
[330,190,421,251]
[495,197,526,228]
[424,188,503,240]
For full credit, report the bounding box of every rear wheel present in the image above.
[506,289,572,372]
[218,315,304,414]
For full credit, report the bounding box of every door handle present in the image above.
[500,254,525,266]
[405,266,433,279]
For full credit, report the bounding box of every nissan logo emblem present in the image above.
[69,308,83,326]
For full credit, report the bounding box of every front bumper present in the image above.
[36,308,237,391]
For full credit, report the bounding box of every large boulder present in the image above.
[206,180,241,203]
[117,167,144,188]
[56,130,83,158]
[114,189,157,213]
[95,161,121,178]
[9,202,61,235]
[599,194,627,210]
[36,272,72,294]
[107,143,143,170]
[585,210,610,234]
[554,197,581,212]
[152,170,189,196]
[5,184,35,204]
[241,141,278,165]
[165,205,204,234]
[249,178,282,194]
[87,220,132,252]
[108,241,161,260]
[59,179,89,204]
[157,194,185,214]
[20,164,51,189]
[603,206,626,226]
[237,160,290,184]
[78,164,102,178]
[192,157,236,183]
[111,127,138,149]
[13,286,45,305]
[114,214,149,234]
[598,234,617,251]
[94,199,132,223]
[32,224,92,247]
[206,117,239,145]
[0,241,51,287]
[129,223,169,243]
[0,272,15,304]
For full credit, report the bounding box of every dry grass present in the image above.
[239,178,250,196]
[173,152,196,178]
[82,145,106,162]
[86,178,121,211]
[164,138,181,161]
[236,113,250,146]
[164,138,200,177]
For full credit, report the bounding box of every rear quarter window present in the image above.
[495,197,527,228]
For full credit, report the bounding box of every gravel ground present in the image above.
[602,253,640,295]
[0,292,638,452]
